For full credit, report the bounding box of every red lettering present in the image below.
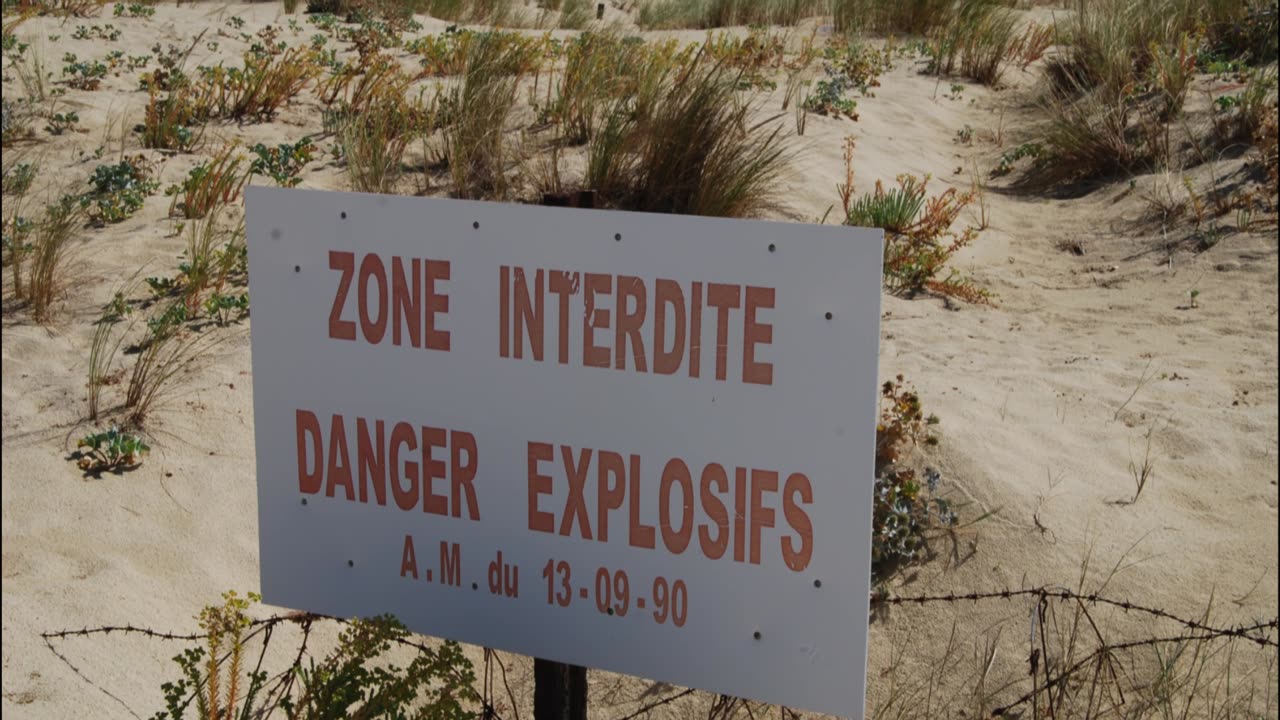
[583,273,611,368]
[659,459,694,554]
[425,259,450,351]
[559,446,593,538]
[514,267,544,361]
[527,442,555,533]
[328,251,356,340]
[706,283,741,382]
[358,254,388,344]
[390,422,418,511]
[597,450,626,543]
[653,279,685,375]
[400,535,418,579]
[422,426,447,516]
[326,414,354,501]
[628,454,656,549]
[781,472,813,571]
[391,257,421,348]
[356,418,386,505]
[743,286,774,385]
[749,469,778,565]
[549,271,575,364]
[698,463,729,559]
[296,410,322,494]
[450,430,479,520]
[615,275,647,372]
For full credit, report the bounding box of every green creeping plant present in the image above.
[76,426,150,472]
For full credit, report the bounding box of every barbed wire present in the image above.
[41,586,1277,718]
[871,586,1279,648]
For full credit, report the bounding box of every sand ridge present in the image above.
[2,3,1277,717]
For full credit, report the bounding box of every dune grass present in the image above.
[444,32,534,200]
[594,56,790,218]
[24,196,84,323]
[638,0,825,29]
[831,0,954,36]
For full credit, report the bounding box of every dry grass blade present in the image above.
[26,197,84,323]
[124,300,224,427]
[87,277,139,422]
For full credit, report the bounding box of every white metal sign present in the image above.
[246,187,883,718]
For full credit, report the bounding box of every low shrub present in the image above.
[138,85,206,152]
[168,147,248,220]
[843,142,984,301]
[153,591,480,719]
[197,48,316,121]
[872,375,954,570]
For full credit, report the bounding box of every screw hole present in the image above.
[768,243,776,252]
[294,265,301,273]
[472,221,480,229]
[347,560,354,568]
[814,579,822,588]
[607,607,615,615]
[472,582,479,590]
[824,311,833,320]
[614,233,622,241]
[340,211,347,219]
[301,498,308,505]
[753,631,762,640]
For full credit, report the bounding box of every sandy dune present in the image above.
[2,2,1277,717]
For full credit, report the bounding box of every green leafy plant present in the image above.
[45,110,79,135]
[203,292,249,326]
[248,137,314,187]
[113,2,154,17]
[992,141,1043,177]
[3,161,38,195]
[83,157,159,224]
[71,23,121,41]
[75,426,149,472]
[62,53,109,89]
[803,74,858,119]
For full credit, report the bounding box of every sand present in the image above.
[2,3,1277,718]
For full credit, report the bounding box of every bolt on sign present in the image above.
[246,187,884,718]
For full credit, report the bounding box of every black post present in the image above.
[533,660,588,720]
[596,3,605,20]
[530,190,594,720]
